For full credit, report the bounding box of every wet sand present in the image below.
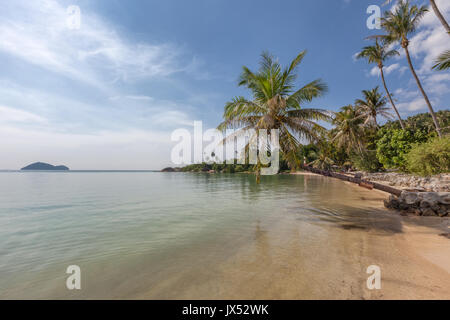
[140,183,450,300]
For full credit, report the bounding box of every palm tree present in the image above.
[433,50,450,70]
[429,0,450,34]
[357,40,404,129]
[384,0,450,35]
[307,143,334,171]
[381,0,442,138]
[355,87,394,127]
[331,105,365,154]
[217,51,331,179]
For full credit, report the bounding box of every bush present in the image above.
[405,136,450,176]
[376,127,429,170]
[351,150,382,173]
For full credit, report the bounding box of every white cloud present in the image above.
[0,0,208,169]
[408,0,450,74]
[397,97,428,112]
[0,106,47,124]
[369,63,406,77]
[385,0,450,116]
[0,0,191,88]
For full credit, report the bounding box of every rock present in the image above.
[390,199,400,209]
[354,173,363,179]
[420,200,431,208]
[389,194,398,202]
[419,192,440,204]
[438,209,448,217]
[431,204,441,212]
[399,202,410,210]
[401,191,419,205]
[438,193,450,205]
[421,208,436,217]
[414,209,422,216]
[383,199,391,209]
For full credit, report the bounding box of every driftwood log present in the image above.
[301,165,402,197]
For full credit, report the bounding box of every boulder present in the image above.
[420,200,431,208]
[401,191,419,205]
[438,193,450,205]
[419,192,440,202]
[421,208,436,217]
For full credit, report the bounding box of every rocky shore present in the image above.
[384,191,449,217]
[361,172,449,192]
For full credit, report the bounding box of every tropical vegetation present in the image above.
[181,0,449,179]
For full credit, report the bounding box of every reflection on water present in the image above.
[0,172,447,299]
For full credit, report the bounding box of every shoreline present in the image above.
[138,176,450,300]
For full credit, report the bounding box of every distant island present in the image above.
[21,162,70,171]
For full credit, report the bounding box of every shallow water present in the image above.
[0,172,448,299]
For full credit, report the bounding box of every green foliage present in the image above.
[405,136,450,176]
[383,110,450,135]
[218,51,331,171]
[351,150,382,173]
[376,127,429,170]
[433,50,450,71]
[180,162,254,173]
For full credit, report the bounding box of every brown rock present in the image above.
[421,208,436,216]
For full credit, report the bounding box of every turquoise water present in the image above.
[0,171,400,299]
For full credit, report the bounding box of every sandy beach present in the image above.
[140,181,450,300]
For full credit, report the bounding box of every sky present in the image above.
[0,0,448,170]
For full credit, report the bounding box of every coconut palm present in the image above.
[331,105,365,154]
[307,143,334,171]
[433,50,450,70]
[384,0,450,35]
[217,51,331,179]
[381,0,442,138]
[429,0,450,34]
[355,87,394,127]
[357,40,404,129]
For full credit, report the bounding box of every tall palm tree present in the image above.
[429,0,450,34]
[384,0,450,35]
[331,105,365,154]
[357,40,404,129]
[381,0,442,138]
[433,49,450,70]
[217,51,331,178]
[355,87,394,127]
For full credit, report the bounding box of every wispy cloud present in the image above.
[383,0,450,114]
[0,0,195,88]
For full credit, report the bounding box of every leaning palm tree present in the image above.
[433,49,450,70]
[217,51,331,180]
[381,0,442,138]
[357,40,404,129]
[355,87,394,127]
[384,0,450,35]
[331,105,365,154]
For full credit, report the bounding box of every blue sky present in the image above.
[0,0,448,169]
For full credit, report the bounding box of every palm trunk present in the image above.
[430,0,450,34]
[380,67,405,129]
[404,46,442,138]
[256,160,261,184]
